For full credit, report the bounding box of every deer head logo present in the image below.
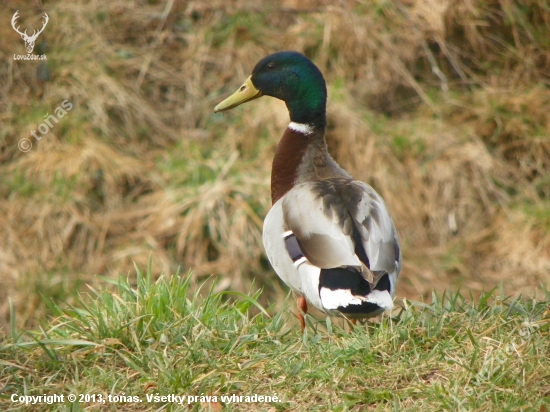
[11,11,49,54]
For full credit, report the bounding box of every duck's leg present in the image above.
[343,317,357,330]
[296,295,308,333]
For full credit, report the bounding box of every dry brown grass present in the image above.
[1,0,549,329]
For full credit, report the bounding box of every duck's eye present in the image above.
[266,62,275,70]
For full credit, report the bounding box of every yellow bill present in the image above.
[214,76,262,113]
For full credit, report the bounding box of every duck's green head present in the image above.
[214,51,327,127]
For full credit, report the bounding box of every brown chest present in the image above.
[270,128,310,204]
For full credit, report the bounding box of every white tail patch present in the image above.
[363,290,394,310]
[319,288,394,311]
[320,288,364,310]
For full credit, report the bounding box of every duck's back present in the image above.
[263,176,401,318]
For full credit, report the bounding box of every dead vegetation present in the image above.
[0,0,549,328]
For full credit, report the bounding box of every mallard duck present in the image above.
[214,51,401,331]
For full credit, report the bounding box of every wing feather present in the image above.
[282,178,400,285]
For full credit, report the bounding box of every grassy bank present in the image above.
[1,0,549,351]
[2,1,550,409]
[1,263,549,411]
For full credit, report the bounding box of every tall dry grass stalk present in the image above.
[1,0,549,327]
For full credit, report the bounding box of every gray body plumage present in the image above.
[263,161,401,318]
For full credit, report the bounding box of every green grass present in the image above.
[3,0,550,332]
[1,263,548,411]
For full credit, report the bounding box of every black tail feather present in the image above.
[319,267,390,315]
